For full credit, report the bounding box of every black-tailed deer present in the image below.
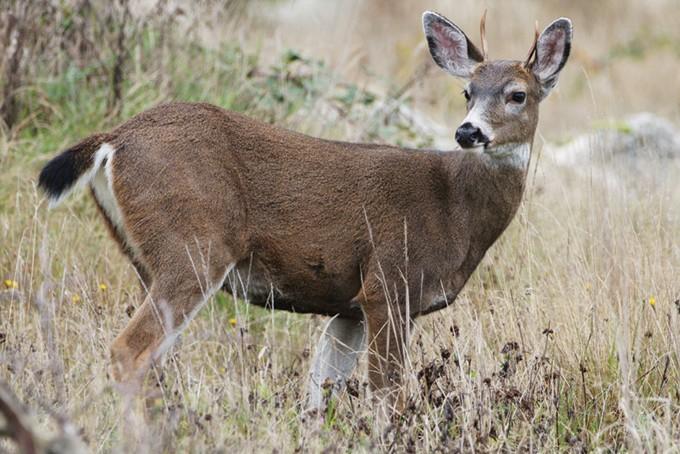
[38,12,571,411]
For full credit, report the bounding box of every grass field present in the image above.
[1,1,680,452]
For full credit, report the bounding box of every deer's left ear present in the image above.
[528,18,572,99]
[423,11,484,79]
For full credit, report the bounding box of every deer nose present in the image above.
[455,122,488,149]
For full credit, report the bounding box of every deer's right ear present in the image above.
[528,18,573,99]
[423,11,483,79]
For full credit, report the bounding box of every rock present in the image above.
[550,112,680,167]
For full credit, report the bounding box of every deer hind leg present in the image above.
[110,243,234,386]
[307,316,365,409]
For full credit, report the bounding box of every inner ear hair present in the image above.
[422,11,484,77]
[529,18,573,79]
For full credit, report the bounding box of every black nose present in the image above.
[455,122,488,149]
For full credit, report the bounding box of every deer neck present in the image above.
[482,142,531,171]
[446,142,531,245]
[480,142,531,213]
[420,142,532,316]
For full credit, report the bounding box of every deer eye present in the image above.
[462,90,470,101]
[510,91,526,103]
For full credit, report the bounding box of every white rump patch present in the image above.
[91,144,124,233]
[89,143,141,259]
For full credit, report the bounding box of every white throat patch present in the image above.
[483,143,531,169]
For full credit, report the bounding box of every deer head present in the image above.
[423,11,572,150]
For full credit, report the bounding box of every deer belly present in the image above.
[221,261,363,319]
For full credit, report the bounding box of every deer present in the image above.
[37,11,572,412]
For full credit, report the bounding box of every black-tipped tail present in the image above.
[38,148,83,200]
[38,133,111,204]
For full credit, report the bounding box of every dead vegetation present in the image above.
[1,0,679,452]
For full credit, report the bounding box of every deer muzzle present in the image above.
[455,122,490,149]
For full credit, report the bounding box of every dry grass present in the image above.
[3,131,679,452]
[2,1,680,452]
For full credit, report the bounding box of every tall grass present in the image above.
[1,1,679,452]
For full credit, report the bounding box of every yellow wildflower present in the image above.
[229,318,237,327]
[99,283,108,291]
[649,296,656,308]
[71,294,81,303]
[3,279,18,289]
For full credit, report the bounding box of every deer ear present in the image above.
[530,18,572,99]
[423,11,483,79]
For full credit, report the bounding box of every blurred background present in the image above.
[245,0,680,139]
[1,1,680,452]
[3,0,680,143]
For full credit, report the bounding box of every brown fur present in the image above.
[98,102,526,394]
[40,13,572,408]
